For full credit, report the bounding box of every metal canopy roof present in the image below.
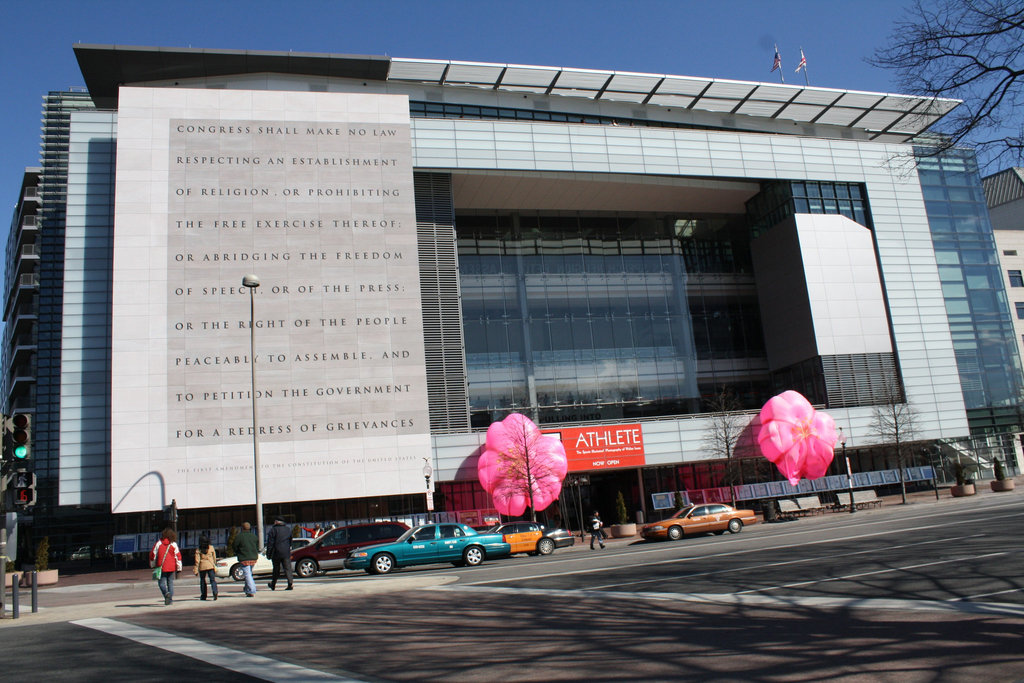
[73,44,390,108]
[72,45,958,141]
[388,58,959,141]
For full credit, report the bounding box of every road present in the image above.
[4,492,1024,681]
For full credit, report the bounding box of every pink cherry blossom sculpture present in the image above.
[757,390,837,486]
[477,413,568,516]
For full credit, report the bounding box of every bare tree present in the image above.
[870,378,919,504]
[871,0,1024,170]
[489,417,565,522]
[701,387,751,506]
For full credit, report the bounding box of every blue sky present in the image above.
[0,0,921,211]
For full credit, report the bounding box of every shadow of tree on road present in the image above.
[128,586,1024,681]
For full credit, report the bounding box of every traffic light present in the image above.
[12,470,36,508]
[5,413,31,460]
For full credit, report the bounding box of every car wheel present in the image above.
[463,546,484,567]
[537,538,555,556]
[728,519,743,534]
[667,525,684,541]
[230,564,245,582]
[295,557,318,579]
[370,553,395,575]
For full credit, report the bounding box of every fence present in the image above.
[652,466,936,508]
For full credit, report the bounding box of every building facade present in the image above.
[984,168,1024,417]
[5,45,1023,556]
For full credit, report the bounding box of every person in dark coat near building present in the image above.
[266,517,294,590]
[587,510,606,550]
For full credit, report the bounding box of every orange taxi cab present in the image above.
[641,503,758,541]
[489,521,557,555]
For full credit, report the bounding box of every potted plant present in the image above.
[32,537,59,585]
[609,491,637,538]
[951,462,976,497]
[990,458,1015,492]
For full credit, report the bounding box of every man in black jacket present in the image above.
[587,511,605,550]
[266,518,294,590]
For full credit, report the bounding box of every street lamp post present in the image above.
[422,458,434,515]
[839,427,855,514]
[924,446,940,501]
[242,274,264,550]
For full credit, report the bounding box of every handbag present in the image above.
[152,543,170,580]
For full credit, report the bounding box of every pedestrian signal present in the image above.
[12,470,36,507]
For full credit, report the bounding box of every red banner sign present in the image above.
[546,424,646,472]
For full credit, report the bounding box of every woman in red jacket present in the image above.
[150,528,183,605]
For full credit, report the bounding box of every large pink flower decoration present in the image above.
[757,390,837,486]
[477,413,568,516]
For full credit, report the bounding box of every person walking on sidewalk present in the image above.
[266,517,294,591]
[193,535,219,601]
[587,511,606,550]
[150,528,183,605]
[232,521,260,597]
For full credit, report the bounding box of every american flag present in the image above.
[795,50,807,73]
[771,47,782,72]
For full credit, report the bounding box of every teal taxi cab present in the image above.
[344,522,512,574]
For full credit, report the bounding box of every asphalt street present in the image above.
[3,486,1024,682]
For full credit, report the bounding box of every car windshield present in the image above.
[675,506,696,518]
[395,527,420,542]
[485,525,502,533]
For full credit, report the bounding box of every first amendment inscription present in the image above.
[111,88,429,513]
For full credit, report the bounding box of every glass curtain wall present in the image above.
[457,213,768,427]
[917,148,1024,432]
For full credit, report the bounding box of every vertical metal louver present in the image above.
[821,352,900,408]
[414,172,470,432]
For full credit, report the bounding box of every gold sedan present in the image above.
[641,503,759,541]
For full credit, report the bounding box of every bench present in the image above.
[852,489,882,509]
[833,488,883,511]
[777,499,801,519]
[795,495,826,515]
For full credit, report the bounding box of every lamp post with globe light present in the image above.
[839,427,855,514]
[423,458,434,514]
[242,274,265,549]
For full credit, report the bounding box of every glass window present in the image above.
[348,526,373,544]
[322,529,347,546]
[412,526,436,541]
[1009,270,1024,287]
[1016,303,1024,320]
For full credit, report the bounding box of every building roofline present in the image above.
[73,44,391,108]
[72,44,960,141]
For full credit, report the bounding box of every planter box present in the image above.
[4,569,59,588]
[609,523,637,538]
[951,484,976,497]
[991,479,1015,492]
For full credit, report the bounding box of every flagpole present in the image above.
[772,44,785,84]
[799,47,809,86]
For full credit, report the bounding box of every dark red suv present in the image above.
[291,521,409,578]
